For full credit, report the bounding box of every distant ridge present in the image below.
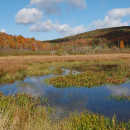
[44,26,130,44]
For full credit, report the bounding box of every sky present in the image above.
[0,0,130,41]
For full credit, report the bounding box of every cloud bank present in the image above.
[29,20,87,36]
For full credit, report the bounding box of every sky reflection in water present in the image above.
[0,67,130,122]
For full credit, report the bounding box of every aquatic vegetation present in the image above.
[41,58,130,88]
[0,91,130,129]
[16,81,34,87]
[68,111,130,130]
[0,54,130,84]
[109,94,130,102]
[1,54,130,129]
[43,78,51,85]
[51,67,65,75]
[44,68,128,88]
[123,95,130,100]
[0,68,27,84]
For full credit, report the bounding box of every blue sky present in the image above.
[0,0,130,41]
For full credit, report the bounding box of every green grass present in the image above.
[109,94,130,102]
[43,61,130,88]
[0,69,27,84]
[1,58,130,88]
[0,62,65,84]
[0,50,52,57]
[26,63,64,77]
[1,55,130,129]
[0,91,130,129]
[1,47,130,57]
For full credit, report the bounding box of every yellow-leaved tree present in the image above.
[120,40,124,49]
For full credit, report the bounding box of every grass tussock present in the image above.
[44,60,130,88]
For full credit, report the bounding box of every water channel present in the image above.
[0,67,130,122]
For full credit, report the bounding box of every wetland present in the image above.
[1,54,130,129]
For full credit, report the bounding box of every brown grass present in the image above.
[1,53,130,62]
[0,54,130,129]
[0,54,129,72]
[0,53,130,77]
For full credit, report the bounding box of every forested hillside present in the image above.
[0,26,130,55]
[45,26,130,48]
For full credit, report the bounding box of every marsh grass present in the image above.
[0,61,65,84]
[109,94,130,102]
[0,92,130,129]
[16,81,35,88]
[1,54,130,87]
[43,57,130,88]
[1,54,130,129]
[45,65,128,88]
[0,92,54,129]
[51,67,65,75]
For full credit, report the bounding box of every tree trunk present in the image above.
[118,40,119,48]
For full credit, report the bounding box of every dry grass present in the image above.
[0,53,130,73]
[0,54,130,129]
[0,53,130,84]
[0,53,130,64]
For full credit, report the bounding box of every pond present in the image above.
[0,67,130,122]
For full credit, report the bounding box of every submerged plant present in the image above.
[109,94,130,102]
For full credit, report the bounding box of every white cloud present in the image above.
[30,0,62,15]
[0,29,6,33]
[29,20,87,36]
[29,0,86,14]
[90,8,130,29]
[66,0,86,9]
[29,20,54,32]
[91,17,128,29]
[54,22,86,36]
[106,84,130,95]
[107,8,130,19]
[15,8,43,24]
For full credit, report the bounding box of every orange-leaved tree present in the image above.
[32,44,35,51]
[120,40,124,49]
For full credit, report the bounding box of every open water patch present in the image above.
[0,67,130,122]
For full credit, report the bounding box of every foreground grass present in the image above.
[0,92,130,130]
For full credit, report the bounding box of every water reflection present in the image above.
[106,84,130,95]
[0,67,130,122]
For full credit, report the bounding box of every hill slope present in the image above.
[0,26,130,55]
[44,26,130,47]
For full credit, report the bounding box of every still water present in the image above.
[0,67,130,122]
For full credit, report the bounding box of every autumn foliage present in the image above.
[120,40,124,49]
[1,26,130,53]
[0,33,52,51]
